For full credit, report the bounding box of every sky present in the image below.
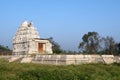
[0,0,120,51]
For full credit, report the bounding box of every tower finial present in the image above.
[22,20,28,26]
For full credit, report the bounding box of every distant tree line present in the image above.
[49,31,120,55]
[0,45,12,55]
[78,32,120,55]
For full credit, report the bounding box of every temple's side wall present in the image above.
[28,41,38,54]
[13,42,29,55]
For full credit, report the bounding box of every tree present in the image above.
[114,43,120,55]
[0,45,10,51]
[48,37,63,54]
[78,31,118,55]
[100,36,115,54]
[0,44,12,55]
[78,32,100,53]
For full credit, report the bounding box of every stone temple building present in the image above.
[13,20,53,55]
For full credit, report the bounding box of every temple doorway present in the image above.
[38,43,44,53]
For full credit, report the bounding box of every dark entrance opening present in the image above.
[38,43,44,53]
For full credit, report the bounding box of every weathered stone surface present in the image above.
[21,57,33,63]
[102,55,115,64]
[13,20,53,55]
[6,54,120,64]
[32,55,120,65]
[9,56,23,62]
[90,55,104,63]
[114,56,120,63]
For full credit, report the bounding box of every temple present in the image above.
[13,20,53,55]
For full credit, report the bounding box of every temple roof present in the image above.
[13,20,40,43]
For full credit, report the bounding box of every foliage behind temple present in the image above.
[78,32,120,55]
[0,44,11,55]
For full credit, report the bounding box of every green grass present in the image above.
[0,59,120,80]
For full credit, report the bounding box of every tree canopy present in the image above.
[0,44,11,55]
[48,37,63,54]
[78,31,119,55]
[78,32,100,53]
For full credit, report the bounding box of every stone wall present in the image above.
[6,54,120,65]
[31,54,120,65]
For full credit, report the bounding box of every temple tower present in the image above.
[13,20,53,55]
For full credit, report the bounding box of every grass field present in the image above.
[0,59,120,80]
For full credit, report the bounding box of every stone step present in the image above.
[21,57,33,63]
[9,56,23,62]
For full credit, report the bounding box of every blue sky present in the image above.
[0,0,120,51]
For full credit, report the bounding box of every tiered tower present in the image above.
[13,21,53,55]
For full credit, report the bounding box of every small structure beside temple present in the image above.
[13,20,53,55]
